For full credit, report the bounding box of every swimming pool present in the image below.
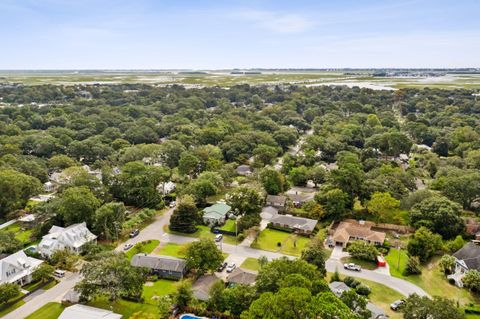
[179,314,204,319]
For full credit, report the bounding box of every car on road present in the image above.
[169,202,176,208]
[124,243,134,250]
[217,262,227,272]
[344,263,361,271]
[215,234,223,242]
[390,300,405,311]
[54,269,66,278]
[129,229,140,238]
[226,263,236,273]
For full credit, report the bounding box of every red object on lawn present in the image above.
[377,255,386,267]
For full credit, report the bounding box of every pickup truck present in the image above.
[343,263,362,271]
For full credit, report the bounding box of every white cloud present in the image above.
[234,10,314,34]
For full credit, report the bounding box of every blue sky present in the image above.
[0,0,479,69]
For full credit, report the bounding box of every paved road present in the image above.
[3,272,80,319]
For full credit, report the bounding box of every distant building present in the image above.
[131,254,187,280]
[366,302,388,319]
[448,242,480,287]
[236,165,252,176]
[43,181,56,193]
[329,220,386,248]
[156,181,176,195]
[38,222,97,258]
[227,268,257,286]
[270,214,318,235]
[58,304,122,319]
[202,203,231,226]
[265,195,287,210]
[0,250,43,286]
[329,281,350,297]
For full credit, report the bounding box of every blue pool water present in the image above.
[180,315,203,319]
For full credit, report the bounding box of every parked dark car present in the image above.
[217,262,227,272]
[130,229,140,238]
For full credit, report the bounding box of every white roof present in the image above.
[58,304,122,319]
[39,222,97,254]
[0,250,43,284]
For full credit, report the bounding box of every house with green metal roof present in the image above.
[203,203,232,226]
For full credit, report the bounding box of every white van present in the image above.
[54,269,66,278]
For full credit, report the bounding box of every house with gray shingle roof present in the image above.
[202,203,231,226]
[131,254,187,280]
[270,214,318,234]
[448,242,480,287]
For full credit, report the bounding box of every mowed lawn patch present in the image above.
[386,252,480,307]
[251,229,310,256]
[155,243,186,258]
[89,296,158,318]
[125,240,160,260]
[165,225,214,239]
[142,279,177,305]
[25,302,65,319]
[2,222,33,244]
[219,219,236,233]
[241,258,260,271]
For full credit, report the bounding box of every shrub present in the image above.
[404,256,422,275]
[343,276,360,288]
[355,284,371,296]
[346,241,379,262]
[330,270,341,283]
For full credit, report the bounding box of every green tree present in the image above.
[308,166,327,187]
[403,294,463,319]
[340,290,371,319]
[32,264,55,283]
[366,192,400,221]
[169,195,199,233]
[172,280,193,310]
[438,254,456,275]
[409,196,464,239]
[185,238,223,275]
[157,295,172,319]
[57,186,101,226]
[346,241,378,262]
[301,239,326,277]
[0,283,21,304]
[0,231,23,254]
[259,168,285,195]
[76,253,146,301]
[178,151,200,177]
[93,202,126,241]
[405,256,422,275]
[50,249,80,271]
[315,188,350,219]
[289,166,309,186]
[226,186,263,215]
[462,269,480,292]
[407,227,442,263]
[0,169,42,217]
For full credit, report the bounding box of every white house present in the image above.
[38,222,97,258]
[0,250,43,286]
[448,242,480,287]
[157,181,176,195]
[58,304,122,319]
[43,181,56,193]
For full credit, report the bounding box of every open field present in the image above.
[251,229,310,256]
[2,70,480,89]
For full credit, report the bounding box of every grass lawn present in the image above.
[386,251,480,307]
[155,243,186,258]
[24,302,65,319]
[241,257,260,271]
[89,296,159,318]
[165,224,214,239]
[125,240,160,260]
[142,279,177,305]
[2,222,33,244]
[24,279,58,292]
[0,300,26,317]
[341,257,377,270]
[251,229,310,256]
[219,219,236,232]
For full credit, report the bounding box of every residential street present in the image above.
[8,208,429,318]
[3,272,80,319]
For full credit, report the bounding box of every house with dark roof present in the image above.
[328,281,350,297]
[131,254,187,280]
[265,195,287,211]
[448,242,480,287]
[328,220,386,248]
[270,214,318,235]
[227,268,257,286]
[202,203,232,226]
[236,165,252,176]
[192,274,221,301]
